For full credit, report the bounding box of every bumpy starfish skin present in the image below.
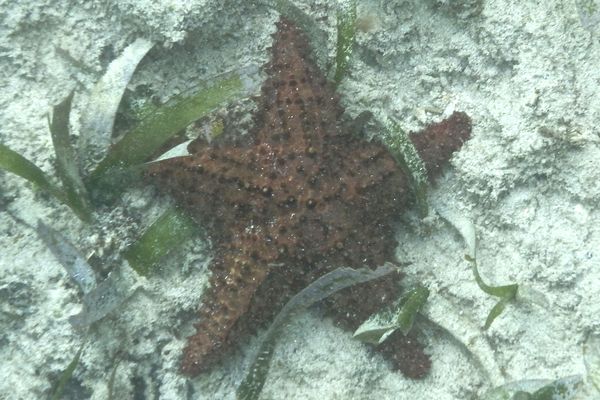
[147,18,471,377]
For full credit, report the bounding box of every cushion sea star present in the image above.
[147,17,471,378]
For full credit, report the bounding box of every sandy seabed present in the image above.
[1,0,599,399]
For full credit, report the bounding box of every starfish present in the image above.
[147,18,471,378]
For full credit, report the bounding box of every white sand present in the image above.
[1,0,599,399]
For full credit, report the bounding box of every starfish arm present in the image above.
[217,264,308,345]
[323,268,404,328]
[375,329,431,379]
[146,147,272,230]
[253,18,343,149]
[180,227,278,376]
[323,270,431,379]
[410,111,472,181]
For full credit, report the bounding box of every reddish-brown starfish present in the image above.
[147,17,471,378]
